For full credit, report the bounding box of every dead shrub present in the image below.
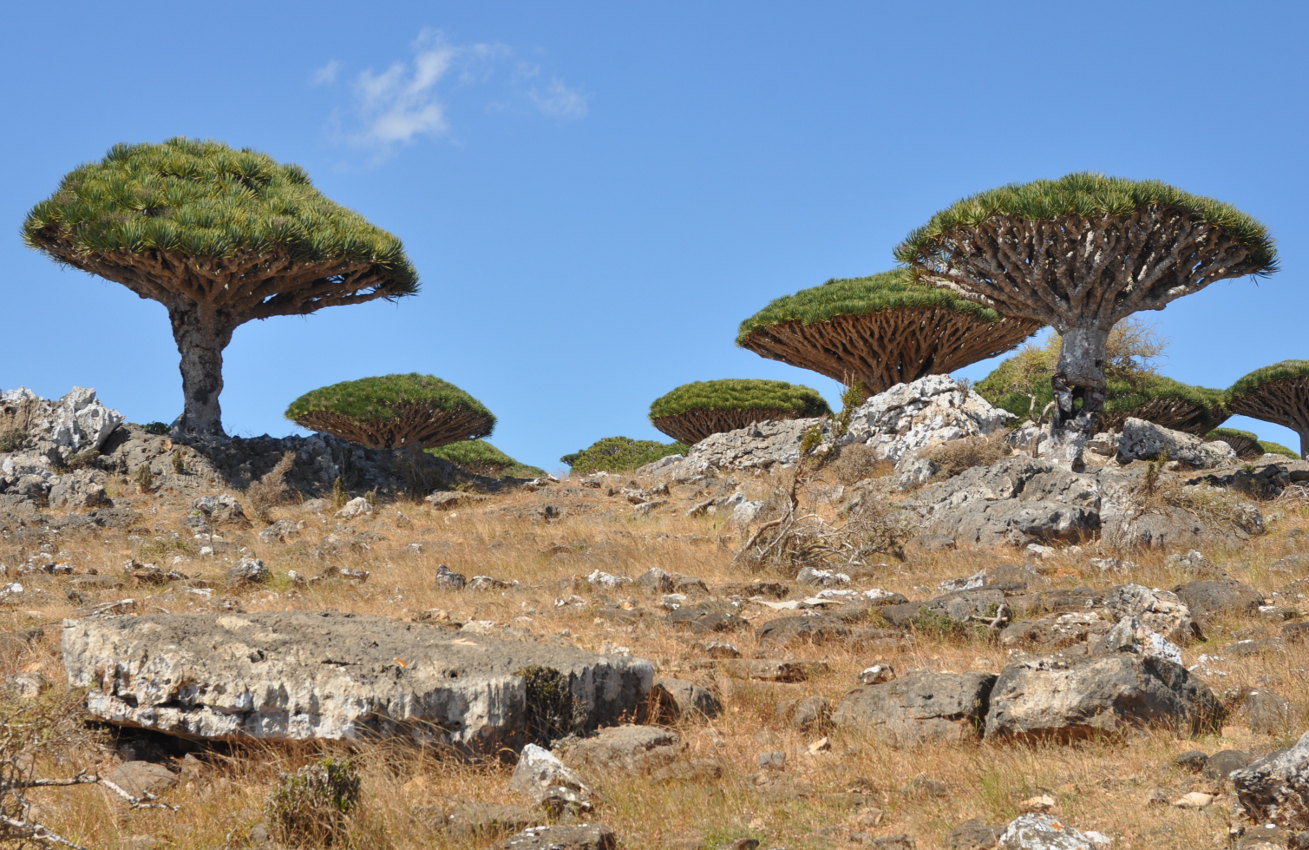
[917,432,1011,482]
[246,451,297,522]
[828,443,892,485]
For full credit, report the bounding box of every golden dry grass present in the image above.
[1,466,1307,849]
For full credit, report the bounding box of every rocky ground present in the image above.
[3,381,1309,849]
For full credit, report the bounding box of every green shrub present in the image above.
[562,436,687,475]
[142,422,171,436]
[266,757,361,847]
[427,440,544,479]
[0,430,27,453]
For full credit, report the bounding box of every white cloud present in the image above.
[318,29,586,160]
[312,60,341,86]
[531,79,588,119]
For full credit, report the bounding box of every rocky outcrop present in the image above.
[62,612,654,755]
[1116,417,1237,469]
[983,652,1223,741]
[1,386,123,463]
[833,671,996,746]
[839,374,1015,462]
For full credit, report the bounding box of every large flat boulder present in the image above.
[833,670,996,746]
[63,612,653,755]
[983,653,1223,742]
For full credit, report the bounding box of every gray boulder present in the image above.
[679,417,828,472]
[500,824,616,850]
[1234,731,1309,830]
[983,652,1223,741]
[998,813,1103,849]
[1173,579,1264,624]
[1103,584,1197,644]
[508,744,593,814]
[62,612,653,755]
[833,670,996,746]
[1116,417,1237,469]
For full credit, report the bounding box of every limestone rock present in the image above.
[839,375,1015,464]
[508,744,593,814]
[984,653,1223,741]
[1234,731,1309,829]
[998,813,1103,849]
[1173,579,1265,625]
[680,417,828,472]
[500,824,616,850]
[62,612,653,754]
[1103,584,1198,644]
[1116,418,1237,469]
[648,677,721,722]
[833,670,996,746]
[554,725,681,775]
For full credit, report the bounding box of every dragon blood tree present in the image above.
[23,138,419,437]
[1227,361,1309,458]
[1206,428,1299,460]
[896,173,1276,469]
[737,268,1041,396]
[649,379,830,445]
[286,374,494,451]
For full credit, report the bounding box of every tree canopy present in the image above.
[1227,360,1309,458]
[737,269,1040,394]
[1206,428,1299,460]
[286,373,494,450]
[427,440,545,479]
[561,436,687,475]
[649,379,830,444]
[896,173,1277,469]
[24,138,419,435]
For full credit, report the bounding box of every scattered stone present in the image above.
[1173,579,1265,625]
[1206,749,1257,781]
[796,567,850,588]
[190,493,247,525]
[555,725,681,775]
[226,556,270,586]
[1172,791,1216,808]
[648,677,721,722]
[1104,584,1199,644]
[998,813,1101,849]
[858,664,896,685]
[508,744,594,815]
[1235,732,1309,829]
[335,496,372,519]
[500,824,616,850]
[107,761,178,798]
[1240,689,1298,736]
[774,695,833,733]
[721,659,826,683]
[947,818,1003,850]
[434,564,468,590]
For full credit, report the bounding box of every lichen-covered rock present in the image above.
[1116,417,1237,469]
[63,612,653,755]
[998,813,1104,849]
[983,652,1223,741]
[1233,731,1309,829]
[839,375,1015,463]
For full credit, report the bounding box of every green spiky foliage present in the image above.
[561,436,688,475]
[649,379,831,445]
[1206,428,1299,460]
[24,138,419,437]
[737,269,1041,393]
[1227,361,1309,458]
[977,328,1227,436]
[286,374,493,451]
[896,173,1276,469]
[427,440,545,479]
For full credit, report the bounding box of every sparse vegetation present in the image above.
[266,757,361,847]
[917,432,1012,482]
[0,430,26,454]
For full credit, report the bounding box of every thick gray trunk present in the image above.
[1299,429,1308,461]
[1049,326,1109,472]
[169,308,233,438]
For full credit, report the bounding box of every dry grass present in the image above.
[1,464,1308,849]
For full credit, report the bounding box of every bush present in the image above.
[427,440,545,479]
[562,436,687,475]
[266,757,361,847]
[917,433,1012,482]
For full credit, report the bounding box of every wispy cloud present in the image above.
[317,29,587,161]
[312,60,341,86]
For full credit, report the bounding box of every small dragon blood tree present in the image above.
[427,440,545,479]
[737,268,1040,396]
[649,379,830,445]
[24,138,419,437]
[286,374,494,450]
[896,173,1276,469]
[1205,428,1299,460]
[1227,360,1309,458]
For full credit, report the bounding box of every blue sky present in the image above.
[4,1,1306,469]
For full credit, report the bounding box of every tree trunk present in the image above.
[1299,429,1308,461]
[1049,325,1109,472]
[168,307,234,438]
